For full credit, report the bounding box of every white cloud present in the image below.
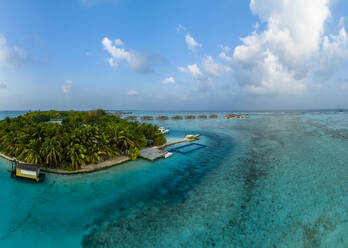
[201,56,230,77]
[0,82,7,89]
[185,34,202,50]
[128,90,138,96]
[219,45,233,62]
[61,80,73,94]
[162,76,175,84]
[176,24,186,33]
[320,28,348,78]
[102,37,163,73]
[219,52,233,62]
[0,34,28,67]
[253,22,260,29]
[220,45,230,52]
[114,38,124,46]
[231,0,338,95]
[178,64,204,79]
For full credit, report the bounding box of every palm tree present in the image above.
[18,139,43,164]
[67,143,87,170]
[43,137,63,168]
[117,130,135,154]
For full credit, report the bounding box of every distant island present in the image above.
[0,109,166,171]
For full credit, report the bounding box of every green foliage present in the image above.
[0,110,166,170]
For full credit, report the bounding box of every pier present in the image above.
[140,134,201,161]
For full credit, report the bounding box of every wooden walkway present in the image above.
[140,134,201,161]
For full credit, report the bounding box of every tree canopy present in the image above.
[0,110,166,170]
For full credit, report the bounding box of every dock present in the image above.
[139,147,168,161]
[140,134,201,161]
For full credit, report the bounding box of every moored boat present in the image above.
[159,127,170,134]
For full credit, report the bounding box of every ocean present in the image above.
[0,110,347,247]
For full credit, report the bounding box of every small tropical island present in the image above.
[0,109,166,172]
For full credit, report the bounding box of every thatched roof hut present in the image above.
[209,114,218,118]
[125,116,137,120]
[171,115,183,120]
[141,116,154,120]
[185,115,196,119]
[156,116,169,120]
[197,114,208,119]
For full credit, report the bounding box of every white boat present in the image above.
[159,127,170,134]
[164,152,173,158]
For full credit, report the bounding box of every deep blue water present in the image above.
[0,111,347,247]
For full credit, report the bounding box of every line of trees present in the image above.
[0,110,166,170]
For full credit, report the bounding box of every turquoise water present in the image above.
[0,111,347,247]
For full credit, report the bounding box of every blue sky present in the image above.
[0,0,348,110]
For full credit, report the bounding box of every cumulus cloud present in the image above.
[178,57,231,93]
[231,0,342,95]
[128,90,138,96]
[162,76,175,84]
[319,28,348,78]
[202,56,231,77]
[180,56,230,80]
[0,34,28,67]
[185,34,202,50]
[0,82,7,89]
[178,64,204,79]
[61,80,73,94]
[102,37,164,73]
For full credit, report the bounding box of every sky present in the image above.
[0,0,348,111]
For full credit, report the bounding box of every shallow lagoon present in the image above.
[0,111,347,247]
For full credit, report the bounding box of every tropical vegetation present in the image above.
[0,110,166,170]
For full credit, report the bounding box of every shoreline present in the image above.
[0,135,199,175]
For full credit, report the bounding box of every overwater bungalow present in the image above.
[224,114,237,119]
[171,115,183,120]
[141,116,154,120]
[124,116,137,120]
[197,114,208,119]
[156,116,169,120]
[209,114,218,118]
[185,115,196,119]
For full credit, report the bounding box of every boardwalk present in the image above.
[140,134,201,161]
